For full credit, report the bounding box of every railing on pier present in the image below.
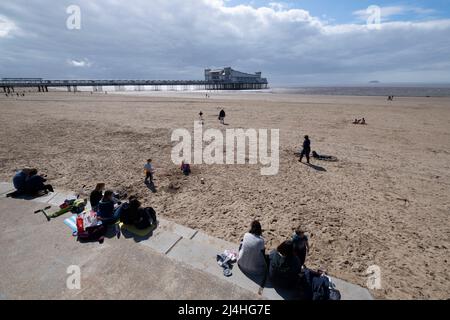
[0,79,268,91]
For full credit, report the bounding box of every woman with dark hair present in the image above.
[237,220,267,275]
[90,183,105,211]
[269,240,302,289]
[97,190,120,225]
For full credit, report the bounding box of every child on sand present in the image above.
[181,160,191,176]
[144,159,155,184]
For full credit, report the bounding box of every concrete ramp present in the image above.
[0,183,373,300]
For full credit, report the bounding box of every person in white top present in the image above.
[238,220,267,275]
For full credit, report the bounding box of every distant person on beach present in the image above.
[292,227,310,267]
[238,220,267,275]
[299,135,311,164]
[361,118,366,125]
[180,160,191,176]
[219,109,226,125]
[199,111,204,125]
[90,183,105,211]
[97,190,120,225]
[144,159,155,184]
[269,240,302,289]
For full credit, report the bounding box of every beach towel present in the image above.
[64,215,78,235]
[119,222,156,237]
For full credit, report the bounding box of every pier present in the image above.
[0,68,268,92]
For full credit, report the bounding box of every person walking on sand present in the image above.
[299,135,311,164]
[219,109,226,125]
[144,159,155,184]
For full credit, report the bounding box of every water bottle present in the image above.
[76,214,84,234]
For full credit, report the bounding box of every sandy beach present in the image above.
[0,91,449,299]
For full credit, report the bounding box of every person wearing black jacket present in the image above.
[90,183,105,211]
[299,135,311,164]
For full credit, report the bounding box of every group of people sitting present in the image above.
[387,95,395,101]
[352,118,366,125]
[237,220,339,300]
[89,183,157,230]
[7,168,54,198]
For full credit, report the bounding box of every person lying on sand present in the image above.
[312,151,338,162]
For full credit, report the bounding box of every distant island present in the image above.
[369,80,380,84]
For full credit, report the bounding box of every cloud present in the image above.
[0,15,17,37]
[68,59,92,68]
[0,0,449,84]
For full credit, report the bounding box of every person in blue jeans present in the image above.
[97,190,120,225]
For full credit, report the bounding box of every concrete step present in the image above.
[0,181,374,300]
[0,182,15,196]
[167,237,264,296]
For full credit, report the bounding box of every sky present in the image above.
[0,0,449,85]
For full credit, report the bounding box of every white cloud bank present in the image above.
[0,0,449,84]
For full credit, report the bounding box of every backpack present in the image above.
[312,275,330,301]
[134,207,157,230]
[77,224,106,242]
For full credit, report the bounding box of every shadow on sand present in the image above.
[302,162,327,172]
[145,180,157,193]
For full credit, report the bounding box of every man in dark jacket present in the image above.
[299,135,311,164]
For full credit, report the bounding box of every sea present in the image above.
[270,84,450,97]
